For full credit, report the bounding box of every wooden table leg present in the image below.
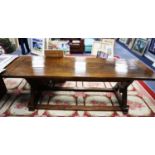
[26,78,44,111]
[28,89,41,111]
[0,77,7,100]
[114,81,133,114]
[26,78,52,111]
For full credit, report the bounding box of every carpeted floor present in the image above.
[0,78,155,117]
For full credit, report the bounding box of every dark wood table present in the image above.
[1,56,155,114]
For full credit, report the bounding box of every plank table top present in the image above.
[2,56,155,81]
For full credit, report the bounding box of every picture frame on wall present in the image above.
[132,38,148,56]
[119,38,128,45]
[148,39,155,55]
[126,38,135,49]
[31,38,44,56]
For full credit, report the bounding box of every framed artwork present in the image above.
[148,39,155,55]
[97,51,109,59]
[132,38,148,56]
[91,41,102,55]
[31,38,44,56]
[100,39,115,58]
[127,38,136,49]
[126,38,135,49]
[119,38,128,45]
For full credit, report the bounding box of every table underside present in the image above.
[0,77,134,114]
[18,78,133,114]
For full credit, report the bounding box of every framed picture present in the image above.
[31,38,44,56]
[91,41,102,55]
[100,39,115,58]
[132,38,148,56]
[126,38,135,49]
[148,39,155,55]
[97,51,109,59]
[119,38,128,45]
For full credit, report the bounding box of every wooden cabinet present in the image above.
[69,39,84,54]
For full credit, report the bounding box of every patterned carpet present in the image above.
[0,78,155,117]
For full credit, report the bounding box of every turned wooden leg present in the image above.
[114,81,133,114]
[0,77,7,100]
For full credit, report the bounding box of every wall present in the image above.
[144,39,155,63]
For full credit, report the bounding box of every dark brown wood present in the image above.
[27,85,115,92]
[1,56,155,113]
[26,78,132,114]
[114,81,133,113]
[28,89,41,111]
[0,76,7,100]
[3,56,155,81]
[25,78,43,111]
[36,104,122,111]
[69,39,84,54]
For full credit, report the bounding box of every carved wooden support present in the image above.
[114,81,133,114]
